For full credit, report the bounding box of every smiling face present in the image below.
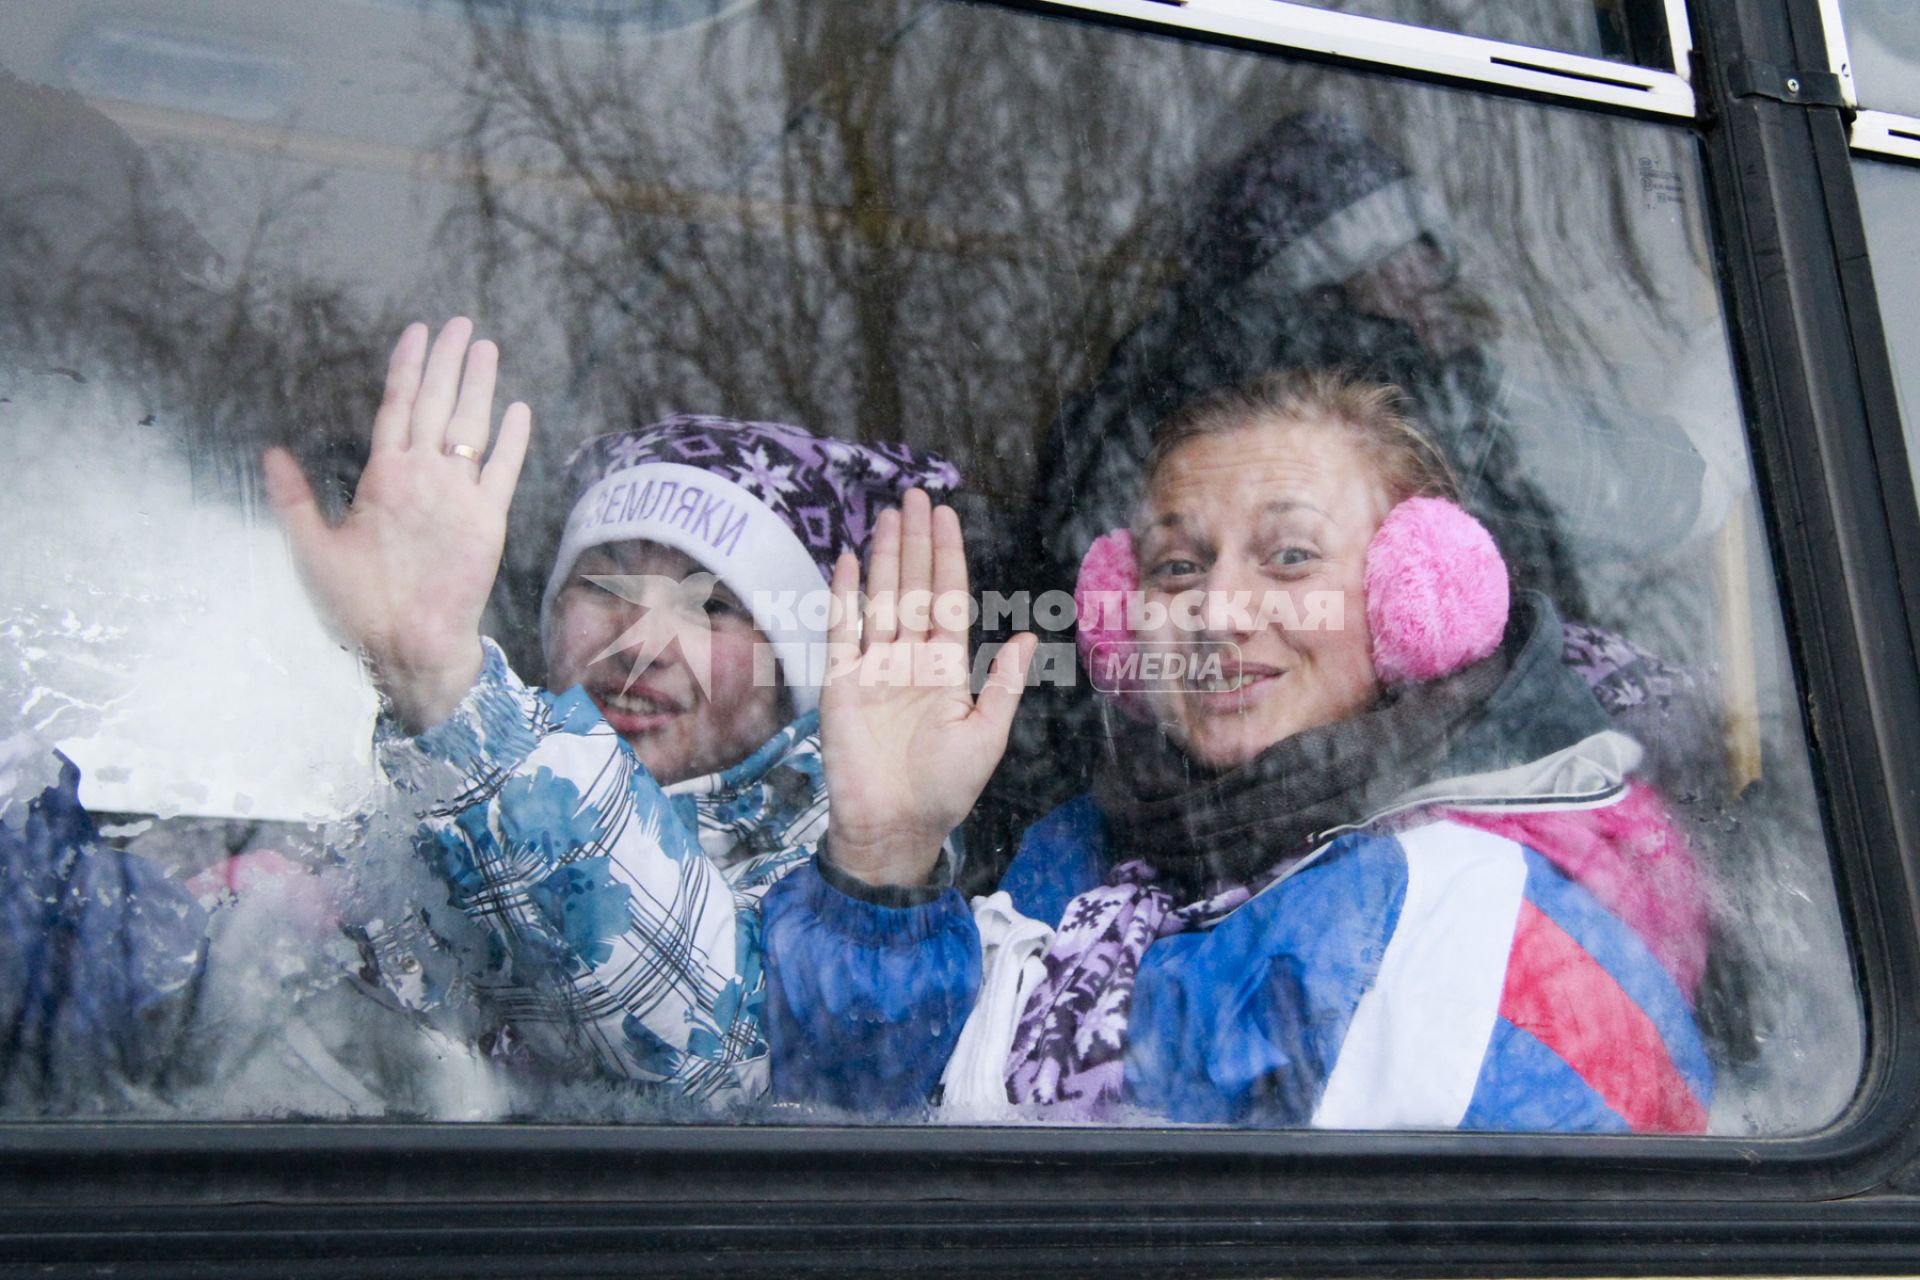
[544,540,787,786]
[1134,416,1396,771]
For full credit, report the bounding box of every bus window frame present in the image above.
[9,0,1920,1271]
[1809,0,1920,158]
[995,0,1696,113]
[1850,111,1920,162]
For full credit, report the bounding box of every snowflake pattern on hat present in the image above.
[562,415,961,580]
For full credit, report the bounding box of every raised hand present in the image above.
[820,489,1037,888]
[262,318,530,733]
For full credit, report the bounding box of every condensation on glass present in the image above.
[1855,161,1920,480]
[0,0,1861,1133]
[1835,0,1920,119]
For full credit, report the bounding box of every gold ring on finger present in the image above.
[445,442,483,463]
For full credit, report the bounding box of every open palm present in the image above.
[262,318,530,731]
[820,490,1036,888]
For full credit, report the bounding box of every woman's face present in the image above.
[1135,417,1395,771]
[545,540,786,786]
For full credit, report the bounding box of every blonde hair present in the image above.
[1144,369,1460,505]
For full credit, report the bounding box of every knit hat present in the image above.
[543,414,961,714]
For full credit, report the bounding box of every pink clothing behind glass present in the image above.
[1445,781,1708,1001]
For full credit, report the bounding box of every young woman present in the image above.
[764,370,1712,1130]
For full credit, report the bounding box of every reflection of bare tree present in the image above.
[433,0,1729,642]
[428,1,1747,845]
[437,0,1200,652]
[0,69,389,509]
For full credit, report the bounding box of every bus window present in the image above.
[0,0,1864,1136]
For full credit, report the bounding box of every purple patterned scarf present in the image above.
[1003,862,1272,1116]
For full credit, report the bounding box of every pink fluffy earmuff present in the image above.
[1073,496,1510,713]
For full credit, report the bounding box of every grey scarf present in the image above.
[1091,595,1601,893]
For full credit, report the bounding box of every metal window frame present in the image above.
[1809,0,1920,161]
[1010,0,1695,115]
[1661,0,1698,78]
[1853,109,1920,164]
[1811,0,1859,104]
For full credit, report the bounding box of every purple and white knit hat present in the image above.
[542,414,961,714]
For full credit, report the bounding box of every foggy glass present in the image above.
[0,0,1860,1131]
[1856,160,1920,467]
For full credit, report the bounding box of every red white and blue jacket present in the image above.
[764,756,1713,1130]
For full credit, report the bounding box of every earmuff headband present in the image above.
[1072,497,1510,716]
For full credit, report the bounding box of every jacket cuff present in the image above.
[376,637,541,794]
[816,833,955,908]
[793,856,969,946]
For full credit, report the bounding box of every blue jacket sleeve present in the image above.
[1,753,206,1109]
[760,857,982,1114]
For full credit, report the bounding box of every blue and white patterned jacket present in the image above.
[378,639,826,1105]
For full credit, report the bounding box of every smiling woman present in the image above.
[767,368,1713,1131]
[1133,425,1394,767]
[1128,376,1448,767]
